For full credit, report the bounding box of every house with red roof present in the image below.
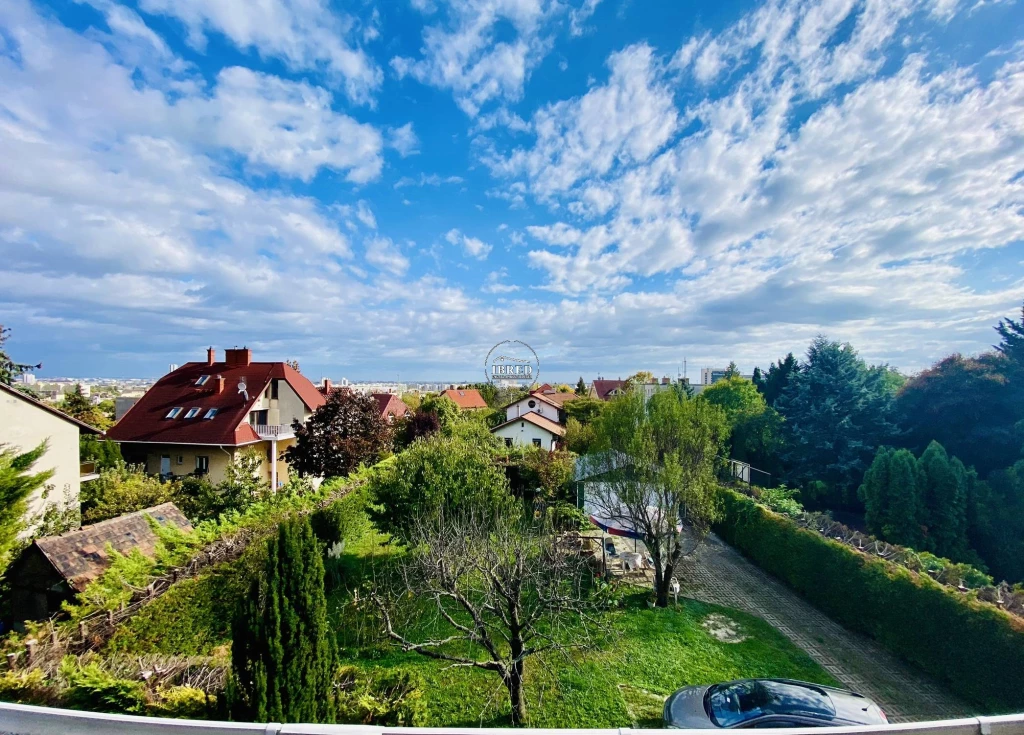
[501,386,578,425]
[491,412,566,451]
[106,347,325,489]
[372,393,409,422]
[438,387,488,411]
[589,378,628,401]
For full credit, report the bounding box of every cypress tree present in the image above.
[229,516,336,723]
[859,447,893,536]
[919,441,968,559]
[882,449,924,549]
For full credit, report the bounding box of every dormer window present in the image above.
[166,407,182,419]
[195,375,210,386]
[184,407,201,419]
[203,408,218,420]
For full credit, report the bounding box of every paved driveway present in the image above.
[678,534,974,723]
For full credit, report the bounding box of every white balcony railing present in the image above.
[253,424,294,440]
[1,703,1023,735]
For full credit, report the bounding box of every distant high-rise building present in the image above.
[19,373,37,385]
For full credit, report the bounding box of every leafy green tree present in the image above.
[0,325,41,385]
[883,449,925,549]
[724,362,740,378]
[418,394,461,433]
[366,433,514,541]
[285,388,392,478]
[895,353,1022,477]
[79,436,123,470]
[563,416,598,455]
[971,461,1024,582]
[575,377,588,396]
[699,376,765,425]
[81,464,177,522]
[59,384,110,430]
[0,442,54,573]
[776,337,899,507]
[229,516,336,723]
[918,441,969,559]
[994,301,1024,364]
[563,396,605,425]
[516,447,576,501]
[589,388,728,607]
[753,353,797,407]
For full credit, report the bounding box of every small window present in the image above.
[505,438,513,447]
[527,400,536,409]
[176,455,184,465]
[195,375,210,386]
[532,438,542,447]
[196,456,209,473]
[203,408,218,419]
[166,407,182,419]
[271,380,279,399]
[184,407,201,419]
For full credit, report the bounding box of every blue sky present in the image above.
[0,0,1022,382]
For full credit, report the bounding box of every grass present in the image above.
[327,526,839,728]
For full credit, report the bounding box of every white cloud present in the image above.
[569,0,602,36]
[489,44,679,197]
[365,236,410,275]
[388,123,420,156]
[445,228,492,259]
[137,0,382,104]
[356,200,377,229]
[391,0,600,116]
[393,173,465,188]
[483,268,520,292]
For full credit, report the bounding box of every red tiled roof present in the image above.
[107,360,324,446]
[532,390,579,407]
[439,388,488,410]
[372,393,409,418]
[491,411,566,437]
[591,379,627,400]
[0,382,102,434]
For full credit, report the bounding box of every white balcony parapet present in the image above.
[253,424,294,440]
[1,703,1023,735]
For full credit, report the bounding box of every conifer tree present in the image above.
[575,376,588,396]
[0,442,54,574]
[883,449,925,549]
[229,516,336,723]
[918,441,968,559]
[860,447,893,536]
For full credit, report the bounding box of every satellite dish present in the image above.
[237,378,249,402]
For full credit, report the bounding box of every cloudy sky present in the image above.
[1,0,1022,382]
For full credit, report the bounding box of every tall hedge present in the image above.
[715,488,1024,713]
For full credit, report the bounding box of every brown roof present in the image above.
[0,382,102,434]
[591,379,627,400]
[492,411,566,437]
[534,390,579,406]
[33,503,192,592]
[107,359,325,446]
[372,393,409,418]
[439,388,488,410]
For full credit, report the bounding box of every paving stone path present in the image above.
[678,534,974,723]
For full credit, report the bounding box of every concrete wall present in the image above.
[492,419,559,451]
[0,391,81,533]
[505,397,560,423]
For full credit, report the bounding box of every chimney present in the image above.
[321,377,332,394]
[225,347,252,367]
[215,375,225,394]
[206,347,215,366]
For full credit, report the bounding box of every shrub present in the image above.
[548,501,591,532]
[334,666,425,726]
[755,486,803,517]
[715,488,1024,713]
[148,686,214,719]
[0,669,55,706]
[60,657,147,715]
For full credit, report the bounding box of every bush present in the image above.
[60,657,147,715]
[715,488,1024,713]
[148,686,214,719]
[334,666,425,726]
[81,464,177,523]
[755,486,803,517]
[0,669,55,706]
[548,501,591,532]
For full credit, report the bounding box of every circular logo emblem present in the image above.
[484,340,540,385]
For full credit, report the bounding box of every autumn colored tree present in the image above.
[285,388,391,478]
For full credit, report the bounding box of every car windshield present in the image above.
[706,681,836,727]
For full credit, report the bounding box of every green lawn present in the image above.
[328,528,839,728]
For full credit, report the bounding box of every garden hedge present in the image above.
[714,488,1024,713]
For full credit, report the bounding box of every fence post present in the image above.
[6,652,17,670]
[78,621,87,642]
[25,639,37,664]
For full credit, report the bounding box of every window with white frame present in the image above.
[203,408,218,419]
[166,407,182,419]
[195,375,210,386]
[184,407,201,419]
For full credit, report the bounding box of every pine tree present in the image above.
[60,384,110,429]
[575,377,588,396]
[757,353,798,407]
[859,447,893,536]
[882,449,924,549]
[918,441,968,559]
[0,442,54,574]
[229,516,336,723]
[994,301,1024,365]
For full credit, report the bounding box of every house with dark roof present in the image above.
[106,348,325,488]
[439,387,489,411]
[6,503,191,621]
[589,378,628,401]
[372,393,409,422]
[0,382,101,536]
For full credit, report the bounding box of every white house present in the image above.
[491,412,565,451]
[0,382,101,533]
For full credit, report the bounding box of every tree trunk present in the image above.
[506,661,526,726]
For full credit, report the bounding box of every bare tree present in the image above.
[371,509,600,726]
[587,388,729,607]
